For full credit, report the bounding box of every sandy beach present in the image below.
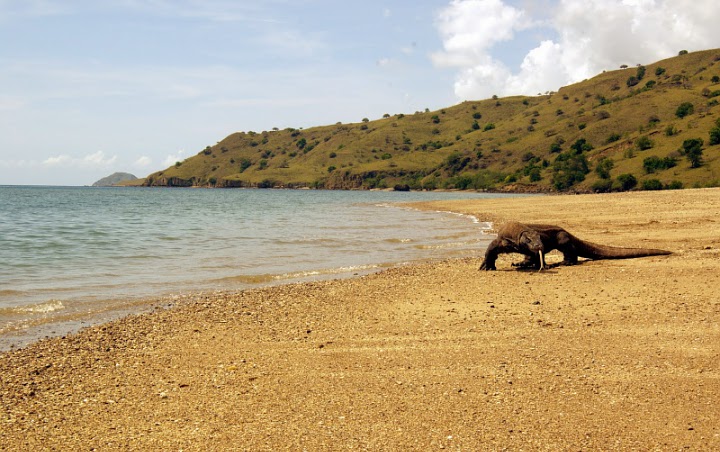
[2,188,719,450]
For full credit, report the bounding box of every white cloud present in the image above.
[134,156,152,167]
[42,155,71,167]
[163,149,186,167]
[42,150,117,168]
[433,0,720,100]
[376,58,393,67]
[83,150,117,166]
[0,159,35,169]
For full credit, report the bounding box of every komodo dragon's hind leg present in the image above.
[556,231,579,265]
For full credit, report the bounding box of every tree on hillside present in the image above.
[643,155,677,173]
[675,102,694,118]
[709,118,720,146]
[679,138,704,168]
[552,152,589,190]
[616,173,637,191]
[595,158,614,179]
[636,65,646,80]
[570,138,593,153]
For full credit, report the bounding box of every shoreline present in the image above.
[2,188,719,449]
[0,188,499,351]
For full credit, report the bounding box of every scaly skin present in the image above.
[479,222,672,271]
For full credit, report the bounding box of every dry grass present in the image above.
[146,49,720,191]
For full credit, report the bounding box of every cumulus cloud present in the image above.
[433,0,720,100]
[42,150,117,168]
[134,156,152,168]
[162,149,186,167]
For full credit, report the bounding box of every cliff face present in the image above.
[92,172,138,187]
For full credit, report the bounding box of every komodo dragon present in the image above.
[479,221,671,271]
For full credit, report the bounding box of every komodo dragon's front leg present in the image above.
[480,238,519,271]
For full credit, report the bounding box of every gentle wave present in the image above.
[433,209,489,227]
[277,264,391,280]
[383,238,414,244]
[0,299,66,315]
[414,242,476,250]
[0,289,25,297]
[210,263,388,286]
[273,237,347,246]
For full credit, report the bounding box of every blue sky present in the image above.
[1,0,718,185]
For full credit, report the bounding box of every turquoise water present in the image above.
[0,186,517,349]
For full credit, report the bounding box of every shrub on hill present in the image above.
[527,167,543,182]
[643,155,677,173]
[636,135,654,150]
[675,102,694,118]
[709,119,720,145]
[549,141,563,153]
[665,124,679,136]
[641,179,664,190]
[444,152,472,175]
[552,152,590,190]
[570,138,593,153]
[636,65,646,80]
[606,133,621,144]
[595,158,614,179]
[591,179,613,193]
[680,138,704,168]
[616,173,638,191]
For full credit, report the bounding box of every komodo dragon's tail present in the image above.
[572,235,671,260]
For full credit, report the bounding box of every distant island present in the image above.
[92,172,138,187]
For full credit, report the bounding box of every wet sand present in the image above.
[2,188,719,450]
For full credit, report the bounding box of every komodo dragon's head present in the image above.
[514,226,546,270]
[517,229,543,252]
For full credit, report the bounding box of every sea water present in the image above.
[0,186,519,349]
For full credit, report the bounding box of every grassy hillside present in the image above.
[145,49,720,192]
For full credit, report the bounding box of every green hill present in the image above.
[92,172,138,187]
[144,49,720,192]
